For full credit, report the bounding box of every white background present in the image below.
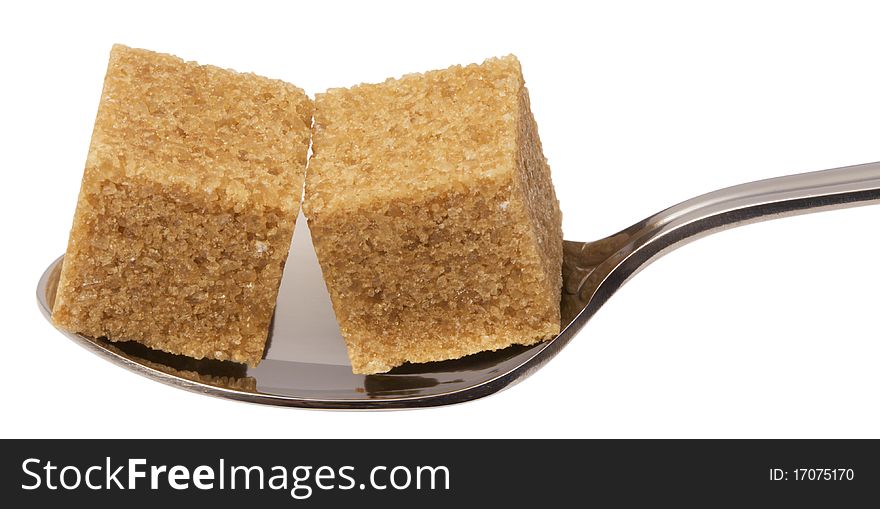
[1,0,878,438]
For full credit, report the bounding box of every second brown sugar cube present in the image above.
[305,56,563,374]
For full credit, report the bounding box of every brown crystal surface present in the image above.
[305,55,562,374]
[52,45,313,366]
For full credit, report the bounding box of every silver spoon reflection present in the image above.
[37,161,880,409]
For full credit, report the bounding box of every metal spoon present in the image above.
[37,161,880,409]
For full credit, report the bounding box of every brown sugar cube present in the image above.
[305,55,562,374]
[52,45,313,366]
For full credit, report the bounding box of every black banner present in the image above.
[2,440,875,506]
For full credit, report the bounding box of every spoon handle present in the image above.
[649,160,880,233]
[573,161,880,315]
[539,161,880,390]
[614,160,880,269]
